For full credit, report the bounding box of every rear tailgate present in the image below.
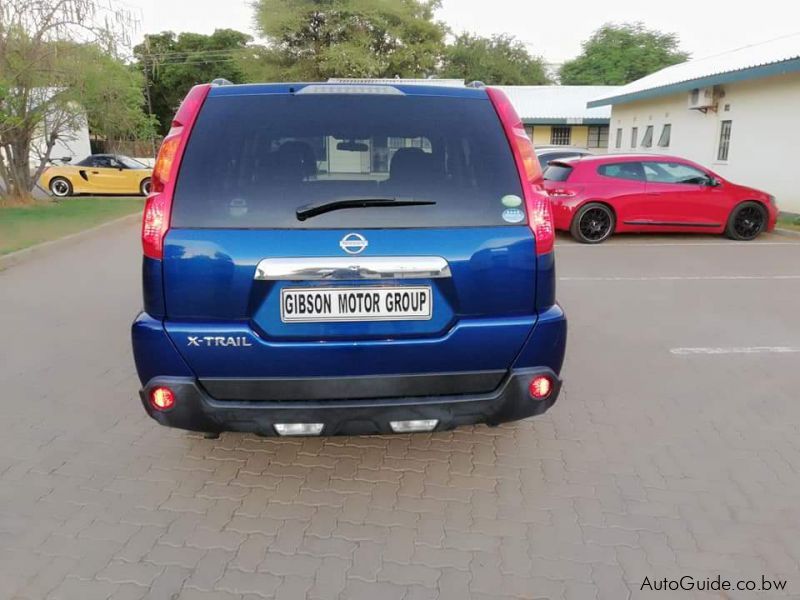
[161,85,539,395]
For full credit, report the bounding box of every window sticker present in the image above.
[502,208,525,223]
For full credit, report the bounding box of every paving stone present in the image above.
[96,560,164,586]
[215,568,281,597]
[184,549,235,592]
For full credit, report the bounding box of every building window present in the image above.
[550,126,571,146]
[657,124,671,147]
[717,120,732,161]
[641,125,653,148]
[587,126,609,148]
[615,128,622,149]
[631,127,638,148]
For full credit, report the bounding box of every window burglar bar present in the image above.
[588,126,609,148]
[550,126,571,146]
[718,121,732,161]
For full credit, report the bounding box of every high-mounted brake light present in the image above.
[142,84,211,259]
[486,87,555,255]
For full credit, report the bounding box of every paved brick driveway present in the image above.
[1,225,800,599]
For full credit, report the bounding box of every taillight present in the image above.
[151,134,180,192]
[142,84,211,259]
[486,87,555,255]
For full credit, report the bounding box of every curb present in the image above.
[0,212,141,271]
[773,228,800,239]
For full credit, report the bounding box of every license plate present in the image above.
[280,286,432,323]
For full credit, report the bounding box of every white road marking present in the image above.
[671,346,800,355]
[559,275,800,281]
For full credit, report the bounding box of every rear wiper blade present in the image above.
[296,196,436,221]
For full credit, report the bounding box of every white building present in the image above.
[589,34,800,213]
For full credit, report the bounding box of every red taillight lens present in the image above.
[486,87,555,256]
[149,386,175,411]
[142,192,172,259]
[151,133,181,192]
[529,375,553,400]
[141,84,211,260]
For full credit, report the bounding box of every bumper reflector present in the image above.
[150,386,175,411]
[274,423,324,436]
[389,419,438,433]
[529,375,553,400]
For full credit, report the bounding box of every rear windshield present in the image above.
[543,164,573,182]
[172,93,525,229]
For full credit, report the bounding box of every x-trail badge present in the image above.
[340,233,368,254]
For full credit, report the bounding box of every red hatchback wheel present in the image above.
[571,203,615,244]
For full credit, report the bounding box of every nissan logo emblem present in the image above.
[339,233,368,255]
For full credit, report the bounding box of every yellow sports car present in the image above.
[40,154,153,197]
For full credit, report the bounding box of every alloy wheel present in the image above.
[579,207,612,242]
[733,206,765,239]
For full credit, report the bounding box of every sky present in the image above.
[122,0,800,65]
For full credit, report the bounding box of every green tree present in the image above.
[440,33,550,85]
[0,0,151,201]
[559,22,689,85]
[253,0,446,80]
[134,29,252,135]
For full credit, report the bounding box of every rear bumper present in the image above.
[139,367,561,436]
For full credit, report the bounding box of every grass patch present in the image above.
[777,213,800,233]
[0,197,144,255]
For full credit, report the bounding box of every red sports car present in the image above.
[543,154,778,243]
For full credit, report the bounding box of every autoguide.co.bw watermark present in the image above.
[641,574,787,593]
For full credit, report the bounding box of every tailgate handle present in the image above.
[254,257,451,281]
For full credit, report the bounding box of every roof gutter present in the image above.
[521,118,610,125]
[587,56,800,108]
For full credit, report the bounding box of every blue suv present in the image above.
[131,81,567,436]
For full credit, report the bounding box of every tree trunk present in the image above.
[1,137,37,202]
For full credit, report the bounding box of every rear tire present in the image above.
[49,177,72,198]
[725,201,767,241]
[140,177,152,196]
[570,202,615,244]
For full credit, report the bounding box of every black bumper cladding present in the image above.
[139,368,562,436]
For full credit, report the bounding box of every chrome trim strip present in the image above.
[254,257,451,281]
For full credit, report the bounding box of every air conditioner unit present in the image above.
[688,87,718,111]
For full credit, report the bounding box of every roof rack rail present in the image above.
[466,80,486,88]
[211,78,233,86]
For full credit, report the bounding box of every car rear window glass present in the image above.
[542,164,573,181]
[597,162,645,181]
[172,93,524,229]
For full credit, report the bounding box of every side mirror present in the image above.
[706,177,721,187]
